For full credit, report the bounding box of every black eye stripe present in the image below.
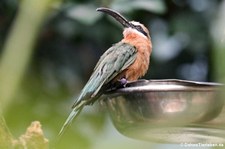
[139,29,148,37]
[135,25,148,37]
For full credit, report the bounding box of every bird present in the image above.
[58,7,152,137]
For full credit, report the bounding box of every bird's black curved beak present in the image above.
[96,7,133,28]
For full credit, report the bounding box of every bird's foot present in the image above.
[106,78,128,92]
[118,78,127,87]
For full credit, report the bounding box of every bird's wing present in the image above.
[58,42,137,138]
[94,44,116,71]
[74,42,137,107]
[94,42,136,71]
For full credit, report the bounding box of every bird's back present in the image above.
[72,42,137,108]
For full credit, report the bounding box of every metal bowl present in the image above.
[102,79,225,143]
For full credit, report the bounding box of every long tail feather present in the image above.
[57,60,109,139]
[58,107,83,138]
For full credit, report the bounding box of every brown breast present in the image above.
[115,31,152,81]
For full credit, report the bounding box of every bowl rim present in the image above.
[106,79,223,93]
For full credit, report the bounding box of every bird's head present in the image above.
[96,7,150,40]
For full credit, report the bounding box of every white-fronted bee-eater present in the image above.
[58,7,152,137]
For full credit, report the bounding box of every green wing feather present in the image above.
[58,42,137,137]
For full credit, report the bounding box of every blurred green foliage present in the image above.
[0,0,225,149]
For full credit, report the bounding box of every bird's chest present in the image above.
[115,37,152,81]
[114,45,151,82]
[125,45,150,80]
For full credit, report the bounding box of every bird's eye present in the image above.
[136,25,142,30]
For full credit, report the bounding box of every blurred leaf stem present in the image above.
[0,0,54,110]
[212,0,225,83]
[0,114,13,148]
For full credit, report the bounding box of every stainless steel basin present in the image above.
[102,79,225,143]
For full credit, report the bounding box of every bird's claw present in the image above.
[118,78,127,87]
